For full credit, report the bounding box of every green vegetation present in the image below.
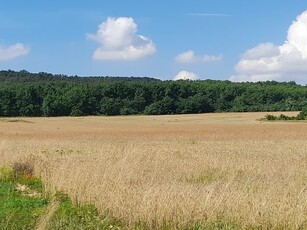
[48,193,124,230]
[0,162,242,229]
[0,165,48,230]
[265,109,307,121]
[1,70,307,117]
[0,164,123,230]
[186,169,227,184]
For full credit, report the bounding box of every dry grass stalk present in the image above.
[0,112,306,228]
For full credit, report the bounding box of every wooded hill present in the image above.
[1,70,307,117]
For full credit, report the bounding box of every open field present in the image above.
[1,112,307,229]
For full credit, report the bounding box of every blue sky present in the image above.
[1,1,307,83]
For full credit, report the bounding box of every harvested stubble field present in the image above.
[1,112,307,229]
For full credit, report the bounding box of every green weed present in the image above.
[0,168,49,230]
[186,169,227,184]
[49,192,124,229]
[0,166,14,181]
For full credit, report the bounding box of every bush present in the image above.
[265,109,307,121]
[296,109,307,120]
[279,114,289,120]
[265,114,277,120]
[13,161,34,178]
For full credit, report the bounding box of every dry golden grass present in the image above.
[1,112,307,229]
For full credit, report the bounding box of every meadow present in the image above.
[1,112,307,229]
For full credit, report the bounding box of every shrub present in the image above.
[266,110,307,121]
[265,114,277,120]
[13,162,34,178]
[296,109,307,120]
[279,114,289,120]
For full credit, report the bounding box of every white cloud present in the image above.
[242,43,280,60]
[0,43,30,61]
[231,10,307,83]
[87,17,156,61]
[174,70,199,80]
[175,50,222,63]
[202,54,223,62]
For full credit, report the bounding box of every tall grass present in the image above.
[0,112,306,229]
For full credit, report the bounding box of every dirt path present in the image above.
[35,197,60,230]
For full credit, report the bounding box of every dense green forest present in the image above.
[1,70,307,117]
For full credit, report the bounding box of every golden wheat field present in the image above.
[1,112,307,229]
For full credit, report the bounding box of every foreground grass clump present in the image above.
[0,165,48,230]
[0,164,242,230]
[49,192,124,230]
[0,164,125,230]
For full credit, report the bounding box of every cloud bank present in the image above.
[174,70,199,80]
[230,10,307,83]
[0,43,30,61]
[175,50,222,64]
[87,17,156,61]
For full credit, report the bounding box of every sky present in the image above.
[1,1,307,84]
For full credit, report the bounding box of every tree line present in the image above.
[1,70,307,117]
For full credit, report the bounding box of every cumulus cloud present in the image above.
[230,10,307,83]
[87,17,156,61]
[175,50,222,63]
[0,43,30,61]
[242,43,280,60]
[174,70,199,80]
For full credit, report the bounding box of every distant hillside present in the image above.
[0,70,307,117]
